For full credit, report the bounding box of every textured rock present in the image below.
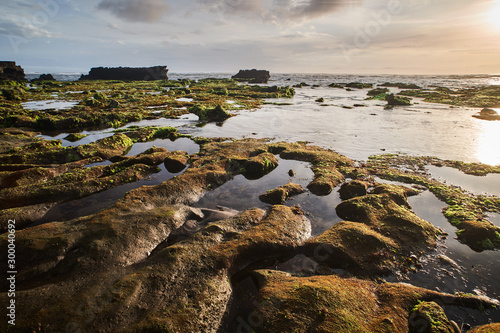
[0,61,25,81]
[80,66,168,81]
[232,69,270,83]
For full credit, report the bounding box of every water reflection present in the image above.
[475,119,500,165]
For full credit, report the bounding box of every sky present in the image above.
[1,0,500,74]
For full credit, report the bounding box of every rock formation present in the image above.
[79,66,168,81]
[0,61,25,81]
[232,69,270,83]
[31,73,55,82]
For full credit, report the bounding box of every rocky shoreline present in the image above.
[1,77,499,332]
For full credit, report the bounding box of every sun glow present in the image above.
[488,0,500,30]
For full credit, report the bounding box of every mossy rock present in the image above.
[409,301,459,333]
[335,191,440,253]
[164,153,189,173]
[367,88,389,96]
[259,183,305,205]
[346,82,373,89]
[386,93,412,106]
[468,323,500,333]
[190,104,232,122]
[241,152,278,180]
[249,270,493,333]
[64,133,87,142]
[456,220,500,252]
[338,180,369,200]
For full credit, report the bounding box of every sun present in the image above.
[487,0,500,30]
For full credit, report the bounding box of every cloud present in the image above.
[97,0,168,23]
[276,0,360,20]
[197,0,358,24]
[0,16,55,39]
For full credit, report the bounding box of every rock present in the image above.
[386,93,412,106]
[31,73,55,82]
[259,183,305,205]
[79,66,168,81]
[189,104,232,122]
[468,323,500,332]
[248,270,496,333]
[328,83,344,88]
[380,82,421,89]
[64,133,87,142]
[315,97,325,103]
[346,82,373,89]
[288,169,295,177]
[409,301,458,333]
[367,88,389,96]
[338,179,368,200]
[278,143,353,196]
[456,219,500,251]
[473,108,500,121]
[231,69,270,84]
[303,187,439,275]
[241,152,278,179]
[164,152,189,173]
[0,61,25,81]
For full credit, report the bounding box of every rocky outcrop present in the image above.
[249,270,495,333]
[386,93,412,106]
[0,61,25,81]
[473,108,500,121]
[31,73,55,82]
[79,66,168,81]
[232,69,270,83]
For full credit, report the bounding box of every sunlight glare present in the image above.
[488,0,500,30]
[475,116,500,166]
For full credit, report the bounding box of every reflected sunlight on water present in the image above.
[475,120,500,165]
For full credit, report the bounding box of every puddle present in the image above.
[426,165,500,197]
[22,100,79,111]
[194,158,342,236]
[175,97,193,102]
[385,190,500,322]
[38,131,115,148]
[84,160,112,168]
[33,164,188,224]
[125,137,200,156]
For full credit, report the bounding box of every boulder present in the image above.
[0,61,25,81]
[79,66,168,81]
[232,69,270,83]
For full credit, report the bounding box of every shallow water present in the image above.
[34,163,188,224]
[194,157,342,236]
[404,190,500,326]
[22,99,79,111]
[426,165,500,197]
[190,85,500,166]
[125,137,200,156]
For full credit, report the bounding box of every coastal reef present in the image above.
[1,134,499,332]
[0,78,294,130]
[1,77,499,332]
